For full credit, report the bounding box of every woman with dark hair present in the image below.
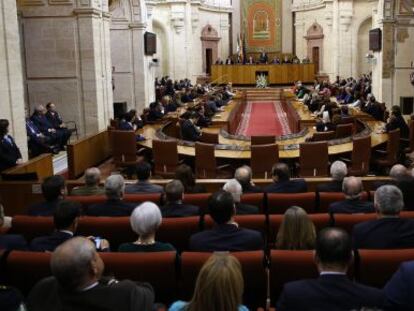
[0,119,23,171]
[174,164,206,193]
[385,105,409,138]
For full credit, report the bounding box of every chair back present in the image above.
[157,216,201,251]
[385,129,400,164]
[330,213,377,233]
[407,119,414,152]
[267,192,316,214]
[341,116,355,125]
[251,144,279,179]
[251,135,276,145]
[153,139,179,175]
[241,193,266,213]
[199,132,219,144]
[195,142,216,178]
[111,130,137,163]
[349,135,371,176]
[312,131,335,142]
[10,216,54,241]
[335,123,353,139]
[183,193,211,212]
[299,142,329,177]
[318,191,369,212]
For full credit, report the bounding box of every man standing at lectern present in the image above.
[259,50,268,64]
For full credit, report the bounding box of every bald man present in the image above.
[328,176,374,215]
[234,165,262,193]
[28,237,154,311]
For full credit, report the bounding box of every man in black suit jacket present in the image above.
[27,237,154,311]
[45,102,71,146]
[223,179,259,215]
[160,180,199,217]
[28,175,66,216]
[31,105,65,150]
[180,112,201,142]
[125,161,164,194]
[352,185,414,249]
[316,160,347,193]
[189,191,263,252]
[86,175,136,217]
[31,201,80,252]
[234,166,262,193]
[0,119,23,171]
[264,163,307,193]
[329,177,374,214]
[384,260,414,310]
[277,228,384,311]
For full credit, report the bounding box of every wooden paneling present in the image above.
[211,64,316,85]
[67,130,111,179]
[2,154,53,180]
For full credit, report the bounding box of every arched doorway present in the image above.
[201,25,220,75]
[357,17,372,76]
[305,23,324,74]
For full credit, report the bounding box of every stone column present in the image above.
[0,0,28,160]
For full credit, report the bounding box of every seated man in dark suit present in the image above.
[329,176,374,214]
[352,185,414,249]
[27,237,154,311]
[45,102,72,146]
[125,161,164,194]
[384,260,414,310]
[26,118,58,156]
[0,119,23,172]
[189,191,263,252]
[180,112,201,142]
[71,167,105,196]
[223,179,259,215]
[387,164,414,211]
[277,228,384,310]
[147,102,164,121]
[160,180,199,217]
[28,175,66,216]
[86,175,136,217]
[264,163,307,193]
[118,113,145,142]
[31,105,65,150]
[234,165,262,193]
[316,160,347,193]
[30,201,80,252]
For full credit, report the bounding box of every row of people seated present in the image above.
[6,227,414,311]
[216,53,306,65]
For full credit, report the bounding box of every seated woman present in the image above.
[174,164,206,193]
[169,253,248,311]
[118,202,176,252]
[275,206,316,250]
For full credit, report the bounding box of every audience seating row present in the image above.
[65,191,374,215]
[3,248,414,307]
[8,212,414,251]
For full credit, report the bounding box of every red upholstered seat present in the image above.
[318,191,369,212]
[331,213,377,233]
[183,193,211,213]
[67,193,162,208]
[267,192,316,214]
[100,252,177,303]
[5,251,52,295]
[77,217,134,250]
[203,215,267,235]
[157,216,201,251]
[181,251,266,308]
[10,216,54,241]
[241,193,266,213]
[401,211,414,219]
[357,249,414,288]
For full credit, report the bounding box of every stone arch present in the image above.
[305,22,324,73]
[201,24,220,75]
[357,17,372,76]
[152,18,170,77]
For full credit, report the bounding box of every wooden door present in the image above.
[312,47,320,74]
[206,48,212,75]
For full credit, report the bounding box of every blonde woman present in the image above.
[275,206,316,250]
[169,254,248,311]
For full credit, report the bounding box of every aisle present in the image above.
[236,101,291,137]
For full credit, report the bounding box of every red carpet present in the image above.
[237,101,291,136]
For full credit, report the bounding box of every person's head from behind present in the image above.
[391,105,402,117]
[389,164,408,182]
[174,164,195,190]
[104,175,124,200]
[42,175,66,202]
[223,179,243,203]
[272,163,290,182]
[84,167,101,187]
[330,161,347,182]
[374,185,404,217]
[136,161,152,181]
[51,237,104,291]
[0,119,10,137]
[187,253,243,311]
[130,202,162,240]
[276,206,316,250]
[342,176,363,200]
[315,227,352,273]
[34,104,46,115]
[234,165,253,188]
[208,191,235,225]
[53,201,81,233]
[165,180,184,203]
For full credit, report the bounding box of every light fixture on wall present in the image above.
[365,52,376,64]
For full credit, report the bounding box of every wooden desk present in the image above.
[211,64,315,85]
[1,154,53,180]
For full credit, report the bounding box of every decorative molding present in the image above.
[292,0,326,12]
[191,12,199,32]
[73,8,103,17]
[49,0,73,4]
[20,0,46,6]
[340,12,353,31]
[171,11,185,34]
[324,11,333,27]
[129,21,147,29]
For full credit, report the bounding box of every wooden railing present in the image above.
[1,154,53,180]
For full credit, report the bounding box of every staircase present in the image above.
[244,88,281,101]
